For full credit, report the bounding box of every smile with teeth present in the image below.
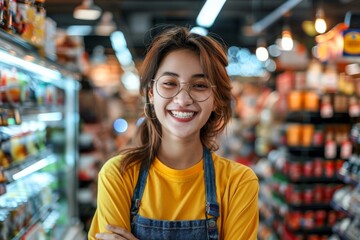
[170,111,195,119]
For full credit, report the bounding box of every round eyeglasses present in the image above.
[153,75,216,102]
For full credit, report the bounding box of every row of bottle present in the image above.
[0,67,64,106]
[305,61,360,96]
[282,158,344,181]
[0,172,54,239]
[0,121,47,169]
[287,91,360,118]
[286,123,353,158]
[277,62,360,96]
[275,62,360,117]
[273,181,343,206]
[0,0,46,47]
[285,209,345,231]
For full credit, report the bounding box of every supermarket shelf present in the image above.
[3,150,56,183]
[61,221,87,240]
[0,29,80,86]
[274,171,343,184]
[285,111,352,124]
[11,196,60,240]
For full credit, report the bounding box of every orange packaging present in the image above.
[288,91,303,111]
[287,124,302,146]
[302,124,314,147]
[303,91,319,111]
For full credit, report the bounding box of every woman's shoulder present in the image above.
[99,154,141,178]
[212,152,258,181]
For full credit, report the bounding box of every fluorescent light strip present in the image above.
[67,25,93,36]
[196,0,227,28]
[116,49,133,66]
[110,31,127,51]
[0,50,61,80]
[12,155,57,181]
[251,0,303,34]
[190,26,208,36]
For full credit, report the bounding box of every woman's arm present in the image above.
[223,173,259,240]
[88,158,136,239]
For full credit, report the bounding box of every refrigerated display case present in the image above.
[0,29,83,239]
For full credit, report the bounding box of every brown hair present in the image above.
[119,26,232,173]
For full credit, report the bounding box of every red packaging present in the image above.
[313,184,324,203]
[290,188,303,205]
[283,161,290,175]
[303,161,313,177]
[327,211,337,226]
[323,185,334,203]
[303,211,315,229]
[325,160,335,178]
[315,210,326,227]
[303,188,313,205]
[313,158,323,177]
[289,162,303,181]
[287,211,302,230]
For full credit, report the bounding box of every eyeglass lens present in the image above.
[155,76,212,101]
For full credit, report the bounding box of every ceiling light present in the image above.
[196,0,227,28]
[315,8,327,34]
[255,39,269,62]
[281,26,294,51]
[73,0,102,20]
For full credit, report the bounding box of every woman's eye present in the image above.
[162,80,178,87]
[192,82,209,90]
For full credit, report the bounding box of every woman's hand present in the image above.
[95,225,139,240]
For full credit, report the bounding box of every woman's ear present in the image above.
[212,101,217,112]
[148,87,154,103]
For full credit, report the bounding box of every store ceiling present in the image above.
[46,0,359,61]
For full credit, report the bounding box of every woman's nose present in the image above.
[173,88,193,105]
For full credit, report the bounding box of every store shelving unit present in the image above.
[259,84,355,239]
[330,122,360,240]
[0,29,83,239]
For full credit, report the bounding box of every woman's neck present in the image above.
[158,140,204,170]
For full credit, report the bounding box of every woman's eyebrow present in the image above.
[159,72,205,78]
[161,71,179,77]
[192,73,206,78]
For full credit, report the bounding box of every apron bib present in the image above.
[130,148,219,240]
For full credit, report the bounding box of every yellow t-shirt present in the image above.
[88,152,259,240]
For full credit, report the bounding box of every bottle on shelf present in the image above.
[32,0,45,55]
[14,0,29,35]
[20,0,35,42]
[0,0,4,25]
[2,0,15,33]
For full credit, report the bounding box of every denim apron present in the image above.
[130,148,219,240]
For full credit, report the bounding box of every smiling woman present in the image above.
[88,26,259,240]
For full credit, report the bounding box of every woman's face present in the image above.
[150,49,215,142]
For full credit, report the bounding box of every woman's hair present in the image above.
[119,26,232,173]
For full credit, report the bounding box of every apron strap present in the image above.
[130,164,149,217]
[203,148,220,240]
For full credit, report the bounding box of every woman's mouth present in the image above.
[170,111,195,119]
